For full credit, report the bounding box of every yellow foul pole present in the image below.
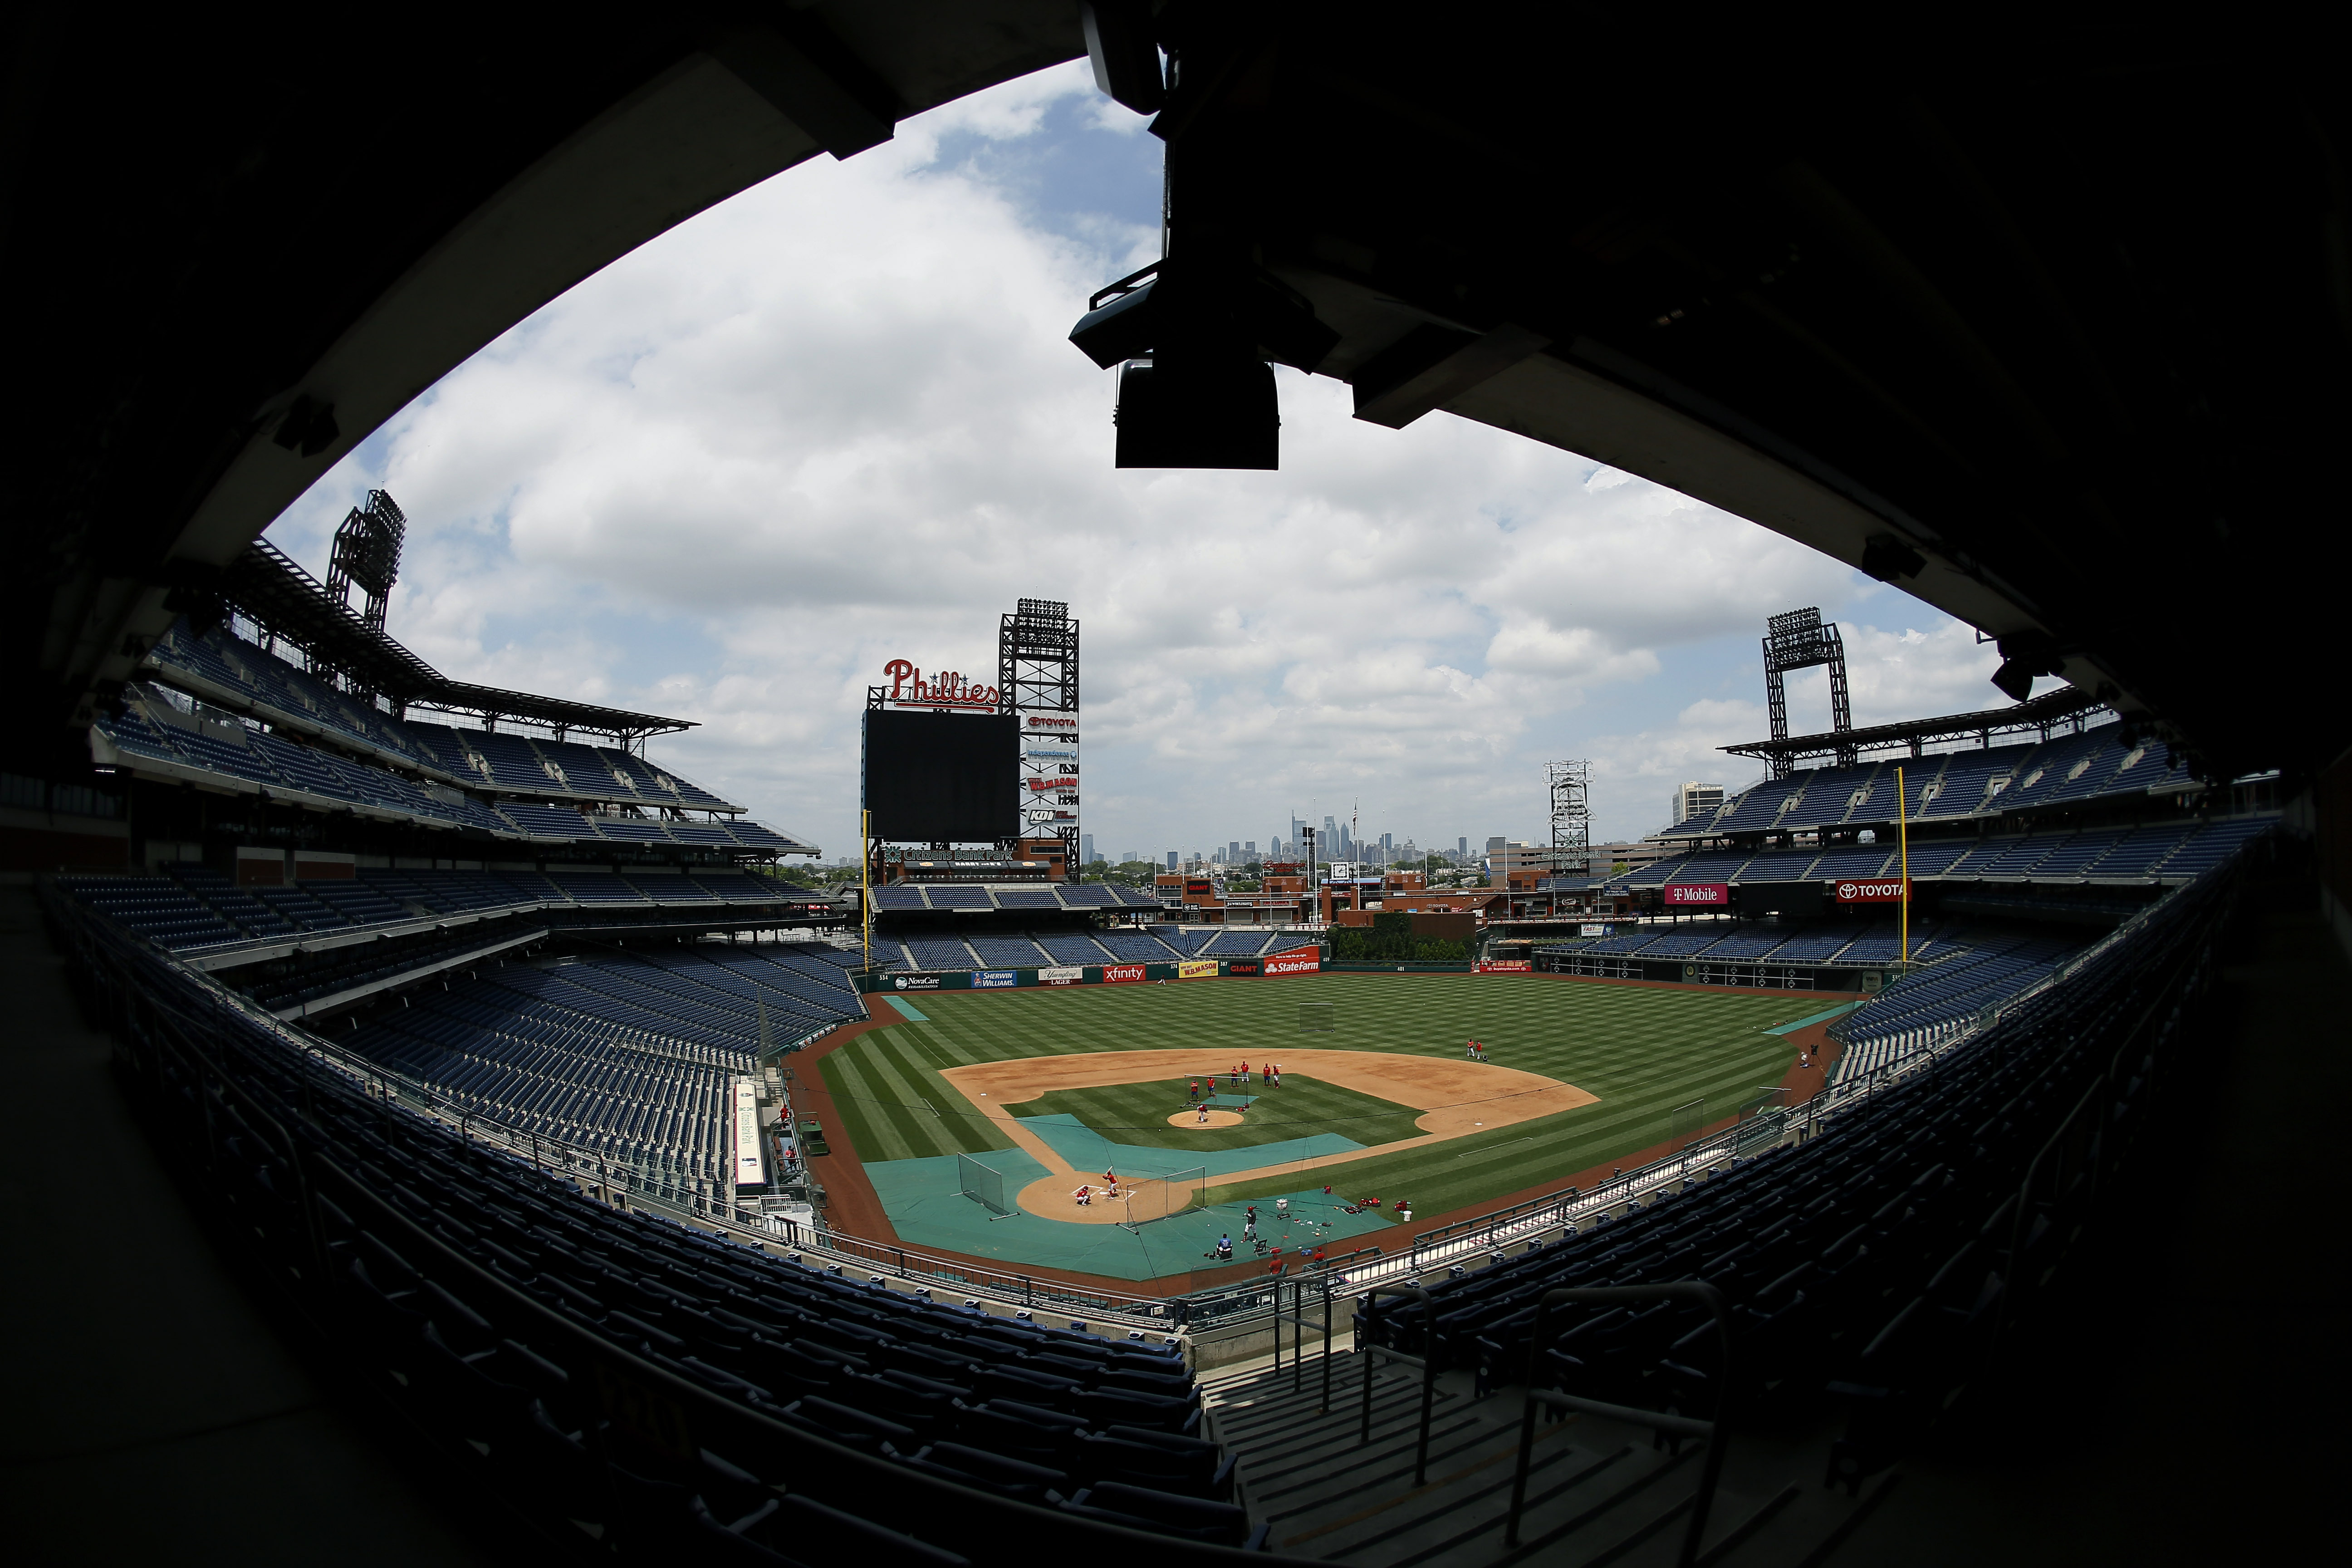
[861,808,872,973]
[1896,765,1911,966]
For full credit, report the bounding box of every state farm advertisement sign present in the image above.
[1101,964,1149,984]
[1834,877,1910,904]
[1263,947,1322,976]
[1662,883,1730,906]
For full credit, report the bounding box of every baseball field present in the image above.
[813,973,1844,1282]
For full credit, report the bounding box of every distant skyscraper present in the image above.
[1671,781,1727,828]
[1081,833,1095,864]
[1122,850,1137,865]
[1245,840,1256,857]
[1458,836,1469,856]
[1229,840,1240,862]
[1166,851,1179,869]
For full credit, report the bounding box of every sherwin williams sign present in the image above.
[1834,878,1910,903]
[972,970,1018,987]
[1662,882,1730,906]
[1178,960,1218,980]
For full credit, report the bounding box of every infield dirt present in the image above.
[936,1048,1596,1223]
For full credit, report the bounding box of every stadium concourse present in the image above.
[5,8,2347,1567]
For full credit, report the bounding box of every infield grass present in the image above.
[819,973,1823,1223]
[1013,1075,1426,1153]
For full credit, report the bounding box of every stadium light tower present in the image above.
[325,490,407,634]
[1548,760,1591,877]
[1762,608,1855,777]
[999,599,1079,872]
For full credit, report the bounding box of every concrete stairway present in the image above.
[1206,1349,1893,1567]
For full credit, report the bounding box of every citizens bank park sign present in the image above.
[1835,878,1910,903]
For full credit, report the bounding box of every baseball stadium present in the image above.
[6,12,2345,1568]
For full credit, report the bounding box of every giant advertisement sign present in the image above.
[1834,877,1910,904]
[1263,947,1322,976]
[1662,882,1730,906]
[1178,960,1218,980]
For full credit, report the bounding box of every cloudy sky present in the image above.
[270,61,2032,862]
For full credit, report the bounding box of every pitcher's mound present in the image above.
[1169,1109,1244,1129]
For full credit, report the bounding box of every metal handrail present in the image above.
[1357,1285,1438,1483]
[1506,1282,1733,1563]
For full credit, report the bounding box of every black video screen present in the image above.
[862,710,1019,842]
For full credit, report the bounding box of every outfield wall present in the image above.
[851,946,1325,993]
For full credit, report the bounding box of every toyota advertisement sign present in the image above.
[1662,882,1730,906]
[1834,877,1909,904]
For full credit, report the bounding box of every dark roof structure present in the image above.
[225,542,692,745]
[1720,687,2108,768]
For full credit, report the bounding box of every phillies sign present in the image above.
[1835,877,1910,904]
[1662,882,1730,906]
[882,659,1000,710]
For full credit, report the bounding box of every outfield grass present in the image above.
[1012,1074,1427,1153]
[818,975,1826,1223]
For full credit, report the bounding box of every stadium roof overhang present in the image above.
[224,542,692,745]
[1719,688,2108,769]
[10,10,2343,790]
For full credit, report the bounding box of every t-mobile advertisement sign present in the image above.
[1662,882,1730,906]
[1834,878,1910,903]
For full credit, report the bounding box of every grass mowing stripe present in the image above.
[827,974,1809,1217]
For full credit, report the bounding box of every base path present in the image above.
[937,1049,1597,1224]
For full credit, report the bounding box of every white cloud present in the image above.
[268,66,2004,859]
